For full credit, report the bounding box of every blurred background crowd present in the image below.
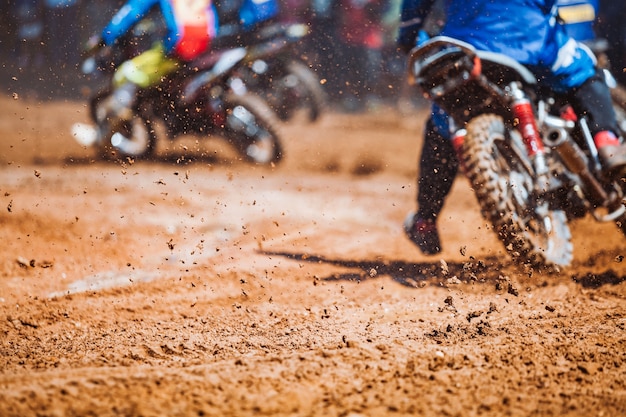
[1,0,625,113]
[0,0,418,111]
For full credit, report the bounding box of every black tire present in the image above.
[222,93,283,165]
[285,60,327,122]
[462,114,574,267]
[90,90,157,161]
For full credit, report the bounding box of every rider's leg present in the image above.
[105,43,180,120]
[404,111,459,254]
[96,43,180,142]
[569,69,626,179]
[543,37,626,179]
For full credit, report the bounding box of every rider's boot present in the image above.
[403,117,459,255]
[403,212,442,255]
[594,130,626,179]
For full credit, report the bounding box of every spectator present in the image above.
[43,0,81,71]
[15,0,45,70]
[597,2,626,84]
[332,0,387,111]
[557,0,598,42]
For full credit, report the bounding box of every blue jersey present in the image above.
[557,0,598,41]
[239,0,279,30]
[400,0,559,65]
[399,0,596,90]
[102,0,217,61]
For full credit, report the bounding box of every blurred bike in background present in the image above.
[214,21,328,123]
[72,22,284,165]
[213,0,328,122]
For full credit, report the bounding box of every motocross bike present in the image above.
[213,22,328,123]
[72,33,283,165]
[408,36,626,268]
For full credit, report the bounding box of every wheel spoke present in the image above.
[464,114,573,267]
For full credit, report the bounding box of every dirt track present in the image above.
[1,95,626,416]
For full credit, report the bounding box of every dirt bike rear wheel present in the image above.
[284,60,328,122]
[222,93,283,165]
[462,114,574,268]
[90,90,157,161]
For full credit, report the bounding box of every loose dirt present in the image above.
[1,95,625,416]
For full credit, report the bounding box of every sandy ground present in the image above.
[0,94,625,417]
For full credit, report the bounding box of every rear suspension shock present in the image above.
[508,83,549,188]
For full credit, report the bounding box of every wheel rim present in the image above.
[245,135,275,164]
[110,119,151,157]
[465,114,573,267]
[493,133,558,254]
[227,104,276,163]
